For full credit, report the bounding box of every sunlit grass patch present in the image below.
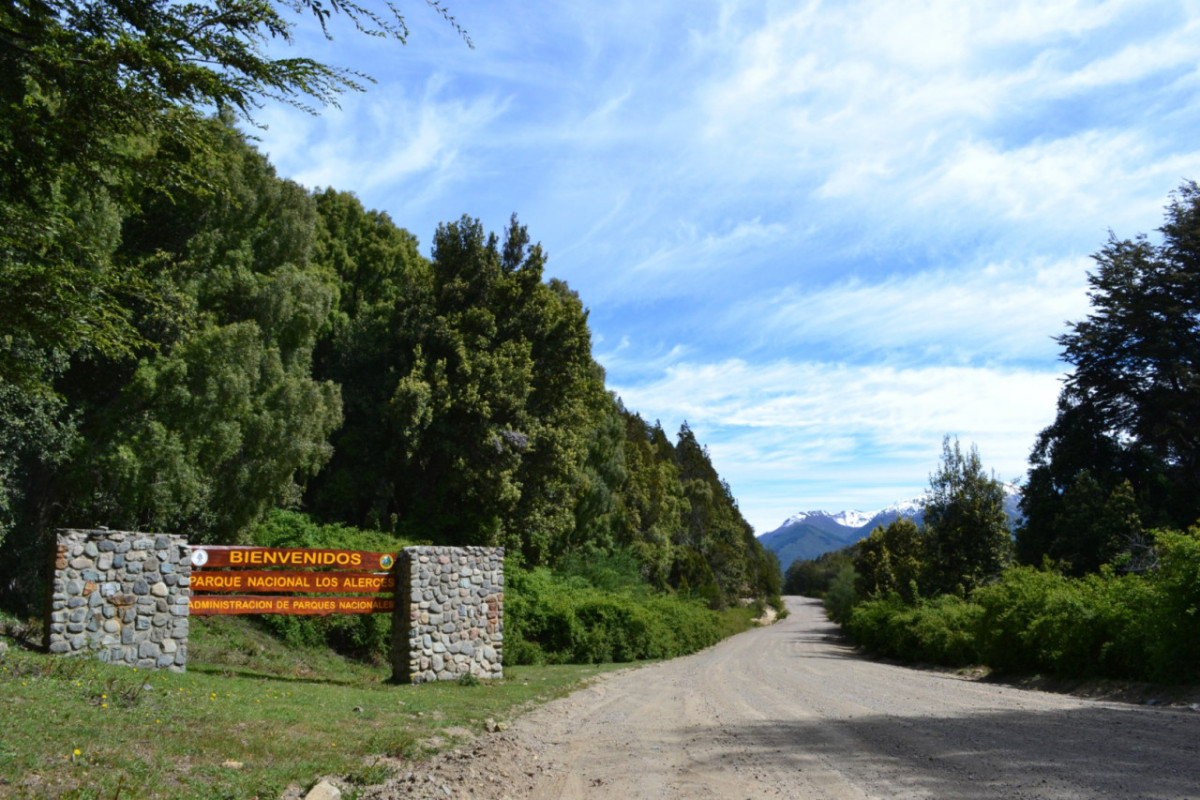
[0,617,624,799]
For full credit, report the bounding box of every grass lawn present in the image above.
[0,616,626,799]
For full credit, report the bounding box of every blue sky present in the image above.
[249,0,1200,535]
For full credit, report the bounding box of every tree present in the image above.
[615,411,687,587]
[1,0,467,392]
[1020,182,1200,569]
[0,124,344,610]
[307,213,608,567]
[783,548,855,597]
[57,123,343,540]
[923,436,1011,594]
[854,517,926,602]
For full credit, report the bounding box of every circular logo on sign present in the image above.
[190,549,208,567]
[379,554,394,570]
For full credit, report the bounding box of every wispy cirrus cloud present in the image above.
[724,255,1093,365]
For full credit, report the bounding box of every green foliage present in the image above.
[844,526,1200,682]
[854,517,925,602]
[504,565,728,665]
[923,436,1012,594]
[0,0,462,397]
[246,511,415,663]
[845,593,982,666]
[782,548,855,597]
[0,124,346,610]
[309,213,609,568]
[823,564,860,624]
[1140,528,1200,682]
[615,412,687,587]
[971,565,1152,678]
[58,123,342,542]
[1021,182,1200,571]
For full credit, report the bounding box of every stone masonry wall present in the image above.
[392,546,503,684]
[47,530,191,672]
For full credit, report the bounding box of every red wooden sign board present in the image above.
[188,546,398,616]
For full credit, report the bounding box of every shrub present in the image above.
[504,566,728,665]
[844,538,1200,682]
[1141,528,1200,682]
[845,594,979,666]
[824,564,859,623]
[245,511,413,663]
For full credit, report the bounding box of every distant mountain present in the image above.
[760,484,1022,569]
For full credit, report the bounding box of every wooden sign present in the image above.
[188,546,397,617]
[189,595,395,616]
[189,546,396,570]
[190,570,395,594]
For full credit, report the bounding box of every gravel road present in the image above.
[365,596,1200,799]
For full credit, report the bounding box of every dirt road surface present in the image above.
[364,597,1200,799]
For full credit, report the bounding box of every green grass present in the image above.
[0,616,627,799]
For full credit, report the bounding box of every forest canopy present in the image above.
[0,117,781,615]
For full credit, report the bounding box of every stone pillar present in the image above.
[47,530,191,672]
[391,546,504,684]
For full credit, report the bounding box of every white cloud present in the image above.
[608,357,1063,533]
[694,0,1200,233]
[253,76,505,197]
[731,256,1093,364]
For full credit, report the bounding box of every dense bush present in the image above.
[246,511,415,663]
[783,548,855,597]
[1138,529,1200,682]
[972,566,1148,678]
[823,564,860,624]
[843,527,1200,682]
[504,566,727,665]
[845,594,981,666]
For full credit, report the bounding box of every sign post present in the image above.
[188,547,396,617]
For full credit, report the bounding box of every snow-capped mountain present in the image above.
[759,484,1022,569]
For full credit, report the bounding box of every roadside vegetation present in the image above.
[241,512,765,668]
[786,186,1200,685]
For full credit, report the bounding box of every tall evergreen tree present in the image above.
[1020,182,1200,570]
[1,0,465,395]
[308,213,607,567]
[923,436,1011,594]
